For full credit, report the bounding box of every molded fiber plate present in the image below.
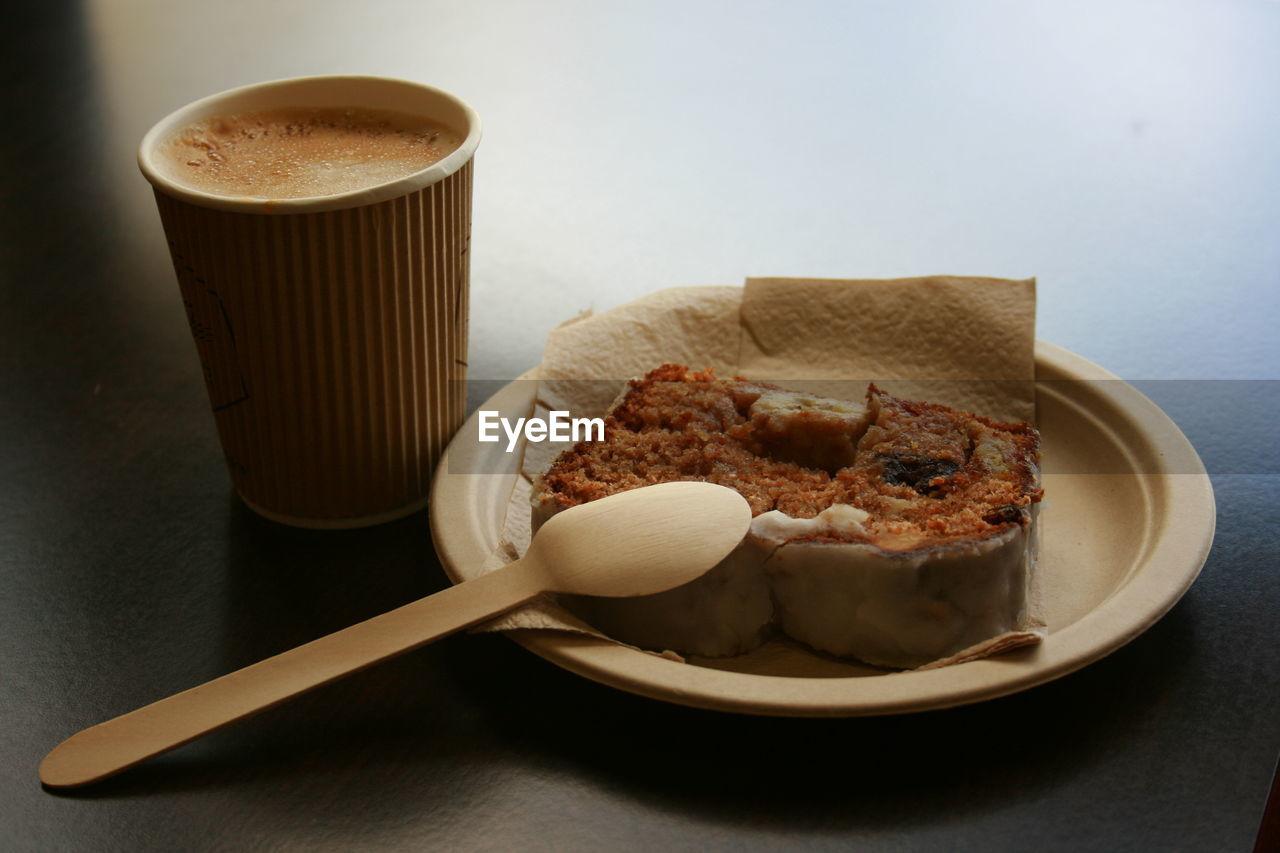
[430,341,1215,716]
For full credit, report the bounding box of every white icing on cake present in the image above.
[749,504,871,543]
[533,489,1036,667]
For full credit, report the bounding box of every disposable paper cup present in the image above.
[139,75,481,528]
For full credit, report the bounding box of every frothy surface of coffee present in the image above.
[159,107,462,199]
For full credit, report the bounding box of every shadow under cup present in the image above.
[139,76,481,528]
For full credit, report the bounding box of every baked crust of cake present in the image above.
[531,364,1043,667]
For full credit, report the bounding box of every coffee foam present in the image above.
[158,107,462,199]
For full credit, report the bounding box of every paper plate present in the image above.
[429,341,1215,716]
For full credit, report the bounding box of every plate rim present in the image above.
[429,340,1216,716]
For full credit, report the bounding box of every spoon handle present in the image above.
[40,561,543,789]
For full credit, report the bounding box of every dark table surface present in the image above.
[4,2,1278,850]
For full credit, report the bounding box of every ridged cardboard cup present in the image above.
[139,76,481,528]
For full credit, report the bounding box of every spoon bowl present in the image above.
[530,481,752,597]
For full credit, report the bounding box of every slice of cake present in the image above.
[531,364,1044,668]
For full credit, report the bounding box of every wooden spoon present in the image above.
[40,481,751,788]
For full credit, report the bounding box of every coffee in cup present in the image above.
[156,107,463,199]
